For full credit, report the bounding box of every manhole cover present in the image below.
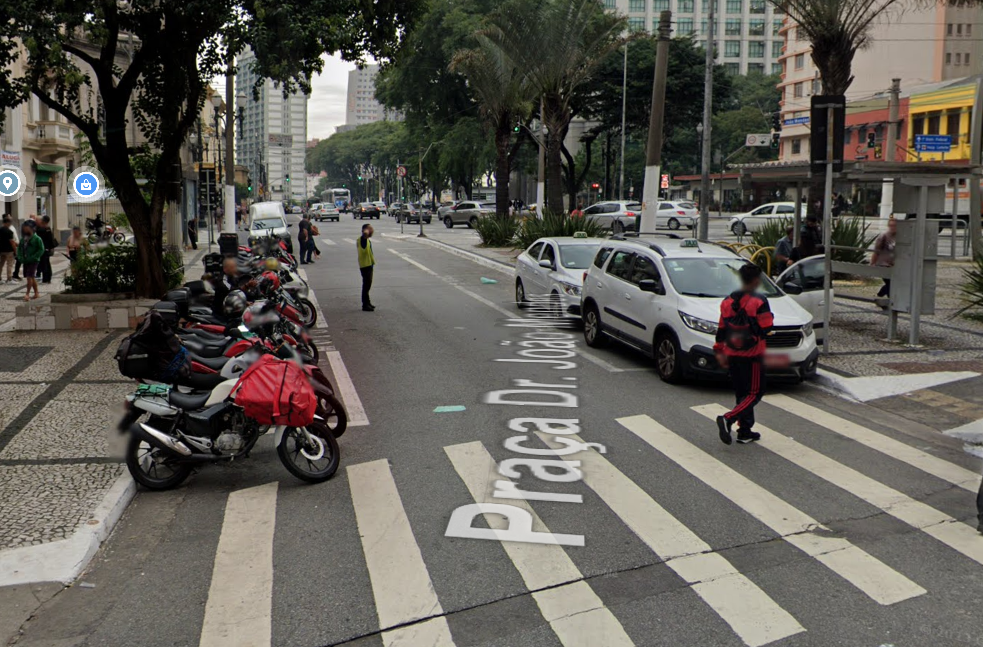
[0,346,53,372]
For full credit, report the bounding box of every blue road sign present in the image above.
[783,116,810,126]
[914,134,952,153]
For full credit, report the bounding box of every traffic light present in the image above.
[591,182,600,189]
[771,111,782,132]
[513,121,521,133]
[866,131,876,149]
[358,175,363,181]
[770,133,780,149]
[247,177,253,193]
[285,173,290,183]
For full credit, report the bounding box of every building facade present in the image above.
[607,0,786,75]
[236,48,308,203]
[346,65,394,127]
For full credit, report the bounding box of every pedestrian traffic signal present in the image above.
[866,131,876,149]
[770,133,780,149]
[285,174,290,183]
[772,111,782,132]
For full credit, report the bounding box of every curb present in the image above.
[382,234,514,276]
[0,472,135,587]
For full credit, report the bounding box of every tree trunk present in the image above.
[543,95,570,215]
[494,121,512,218]
[561,144,577,210]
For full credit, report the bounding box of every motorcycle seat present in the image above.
[178,328,227,343]
[182,337,227,358]
[176,371,226,390]
[190,353,228,371]
[168,390,211,410]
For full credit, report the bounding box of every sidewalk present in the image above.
[0,255,72,331]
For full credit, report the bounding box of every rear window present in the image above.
[593,246,614,269]
[626,202,642,211]
[479,202,496,209]
[679,202,697,209]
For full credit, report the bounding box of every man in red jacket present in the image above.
[714,264,774,445]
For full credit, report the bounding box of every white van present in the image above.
[247,201,293,252]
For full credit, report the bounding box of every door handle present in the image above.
[624,293,631,300]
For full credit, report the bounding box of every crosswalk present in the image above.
[184,394,981,647]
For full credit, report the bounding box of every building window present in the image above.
[773,19,783,35]
[603,0,616,8]
[812,78,821,94]
[678,0,695,12]
[968,24,973,36]
[795,53,805,69]
[748,62,765,74]
[913,116,924,135]
[725,19,741,35]
[749,0,765,12]
[748,41,765,58]
[796,27,806,41]
[629,0,646,11]
[749,19,765,35]
[955,52,962,66]
[793,82,804,98]
[772,62,783,75]
[791,139,801,154]
[701,18,717,35]
[677,18,695,35]
[726,0,742,14]
[947,112,961,138]
[724,40,741,57]
[947,52,953,65]
[628,17,645,31]
[772,41,784,57]
[966,52,972,65]
[947,23,953,35]
[725,62,740,74]
[928,114,941,134]
[957,23,963,35]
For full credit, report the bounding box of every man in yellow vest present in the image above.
[357,223,375,311]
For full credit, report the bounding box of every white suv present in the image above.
[580,235,819,383]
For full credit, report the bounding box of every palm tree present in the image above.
[451,35,533,218]
[484,0,626,214]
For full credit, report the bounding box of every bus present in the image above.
[321,188,351,211]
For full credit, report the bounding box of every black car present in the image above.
[353,202,381,220]
[394,202,431,225]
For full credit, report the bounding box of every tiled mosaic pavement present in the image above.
[0,331,129,550]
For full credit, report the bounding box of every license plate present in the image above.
[764,354,791,369]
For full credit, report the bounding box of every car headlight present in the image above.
[559,282,581,296]
[680,312,718,335]
[802,322,814,337]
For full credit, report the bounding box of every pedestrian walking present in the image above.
[357,223,375,312]
[714,264,773,445]
[0,217,16,282]
[871,217,897,300]
[297,215,313,265]
[187,217,198,250]
[16,221,44,301]
[66,226,87,263]
[773,226,794,274]
[36,215,57,284]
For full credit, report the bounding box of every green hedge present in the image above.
[474,216,521,247]
[64,244,183,295]
[748,216,874,269]
[958,253,983,318]
[516,212,608,250]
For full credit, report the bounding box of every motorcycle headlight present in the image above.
[802,322,814,337]
[680,312,718,335]
[559,282,581,296]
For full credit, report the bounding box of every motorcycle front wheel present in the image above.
[317,392,348,438]
[277,423,340,483]
[112,232,126,244]
[298,298,317,327]
[124,435,192,490]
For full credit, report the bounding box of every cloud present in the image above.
[308,54,358,139]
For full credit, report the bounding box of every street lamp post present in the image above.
[210,93,224,234]
[418,142,437,238]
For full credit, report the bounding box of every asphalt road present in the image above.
[13,214,983,647]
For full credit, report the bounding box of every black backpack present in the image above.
[115,310,190,381]
[723,295,760,352]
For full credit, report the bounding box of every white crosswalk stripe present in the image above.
[616,414,925,605]
[534,434,804,647]
[320,238,337,246]
[444,441,636,647]
[765,394,981,492]
[694,404,983,570]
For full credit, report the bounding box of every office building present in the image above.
[236,48,308,203]
[345,64,401,127]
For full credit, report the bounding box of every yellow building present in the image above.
[905,75,978,162]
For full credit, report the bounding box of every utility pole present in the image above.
[223,61,236,234]
[619,41,628,201]
[536,98,545,217]
[879,78,900,219]
[697,0,715,241]
[640,11,672,233]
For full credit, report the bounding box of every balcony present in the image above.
[25,120,76,157]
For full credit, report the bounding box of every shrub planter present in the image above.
[16,298,156,331]
[51,292,136,303]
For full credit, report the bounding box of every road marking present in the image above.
[444,442,635,646]
[766,394,981,493]
[348,460,444,630]
[575,349,624,373]
[695,404,983,570]
[326,350,368,427]
[536,433,804,647]
[382,617,456,647]
[617,414,924,605]
[199,482,278,647]
[320,237,337,246]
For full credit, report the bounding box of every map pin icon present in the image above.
[1,176,11,191]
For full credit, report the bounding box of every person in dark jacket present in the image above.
[36,216,56,284]
[713,264,774,445]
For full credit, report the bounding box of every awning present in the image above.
[33,162,64,186]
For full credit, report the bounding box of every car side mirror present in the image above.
[538,259,554,270]
[638,279,664,295]
[783,281,803,295]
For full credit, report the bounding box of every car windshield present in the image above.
[252,218,282,230]
[662,258,781,298]
[558,245,599,269]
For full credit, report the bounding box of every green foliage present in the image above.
[958,254,983,317]
[474,216,521,247]
[107,212,130,232]
[516,212,608,250]
[749,219,792,251]
[830,217,874,265]
[64,245,183,294]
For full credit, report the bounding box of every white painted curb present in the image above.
[0,472,135,586]
[813,368,980,403]
[382,233,514,276]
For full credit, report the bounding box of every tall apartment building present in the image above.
[607,0,786,75]
[346,64,391,127]
[778,5,983,161]
[236,48,308,203]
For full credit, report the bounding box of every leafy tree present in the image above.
[0,0,418,296]
[712,73,781,165]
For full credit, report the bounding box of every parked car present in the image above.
[580,235,819,383]
[729,202,806,236]
[313,205,340,222]
[443,201,496,228]
[514,236,604,317]
[394,202,431,224]
[581,201,640,233]
[656,201,698,230]
[353,202,381,220]
[773,254,829,339]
